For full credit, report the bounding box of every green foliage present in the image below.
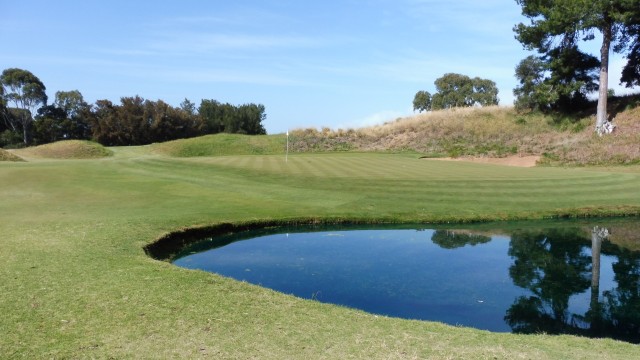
[198,99,267,135]
[0,68,48,144]
[0,67,270,148]
[617,1,640,87]
[33,103,92,144]
[0,129,23,148]
[513,48,599,113]
[179,98,197,116]
[514,0,640,127]
[413,90,432,112]
[54,90,88,118]
[88,96,205,146]
[416,73,499,111]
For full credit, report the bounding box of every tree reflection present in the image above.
[505,226,640,343]
[505,228,591,334]
[601,246,640,342]
[431,230,491,249]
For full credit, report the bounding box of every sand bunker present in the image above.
[426,155,541,168]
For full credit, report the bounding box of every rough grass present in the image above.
[153,133,286,157]
[539,105,640,166]
[289,95,640,165]
[2,151,640,358]
[13,140,113,159]
[0,148,25,162]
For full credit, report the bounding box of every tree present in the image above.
[514,48,600,113]
[0,68,48,144]
[143,99,204,142]
[198,99,226,134]
[233,103,267,135]
[88,99,119,146]
[413,90,432,112]
[88,96,206,146]
[33,105,68,144]
[619,4,640,88]
[54,90,88,119]
[471,77,500,106]
[180,98,197,116]
[513,55,553,111]
[416,73,498,111]
[198,100,267,135]
[514,0,640,134]
[53,90,92,140]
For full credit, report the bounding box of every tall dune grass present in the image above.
[291,99,640,165]
[0,148,25,162]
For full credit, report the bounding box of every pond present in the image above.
[171,220,640,343]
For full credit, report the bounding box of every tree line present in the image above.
[0,68,267,147]
[413,73,499,112]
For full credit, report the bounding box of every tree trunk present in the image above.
[20,112,32,145]
[589,226,608,332]
[595,19,612,135]
[590,227,605,307]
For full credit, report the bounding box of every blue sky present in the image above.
[1,0,635,134]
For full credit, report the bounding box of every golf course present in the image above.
[2,125,640,358]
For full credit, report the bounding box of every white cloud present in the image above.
[337,108,413,130]
[146,32,324,54]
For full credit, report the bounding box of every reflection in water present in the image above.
[431,230,491,249]
[171,222,640,343]
[503,226,640,343]
[505,228,593,334]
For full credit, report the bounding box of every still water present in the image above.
[172,222,640,343]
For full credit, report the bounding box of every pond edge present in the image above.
[144,210,640,261]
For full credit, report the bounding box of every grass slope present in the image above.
[13,140,113,159]
[2,151,640,358]
[153,133,286,157]
[0,148,25,162]
[290,98,640,165]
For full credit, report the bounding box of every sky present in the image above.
[1,0,636,134]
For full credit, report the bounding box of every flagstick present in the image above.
[286,130,289,163]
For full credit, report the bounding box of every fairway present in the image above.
[2,150,640,358]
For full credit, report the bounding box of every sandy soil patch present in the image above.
[425,155,541,167]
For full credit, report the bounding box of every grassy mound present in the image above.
[0,148,25,162]
[153,133,286,157]
[290,95,640,166]
[15,140,113,159]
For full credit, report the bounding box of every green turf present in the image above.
[1,150,640,359]
[12,140,113,159]
[152,133,287,157]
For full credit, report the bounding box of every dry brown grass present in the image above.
[0,148,25,162]
[290,101,640,166]
[545,106,640,165]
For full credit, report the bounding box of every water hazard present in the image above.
[171,220,640,343]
